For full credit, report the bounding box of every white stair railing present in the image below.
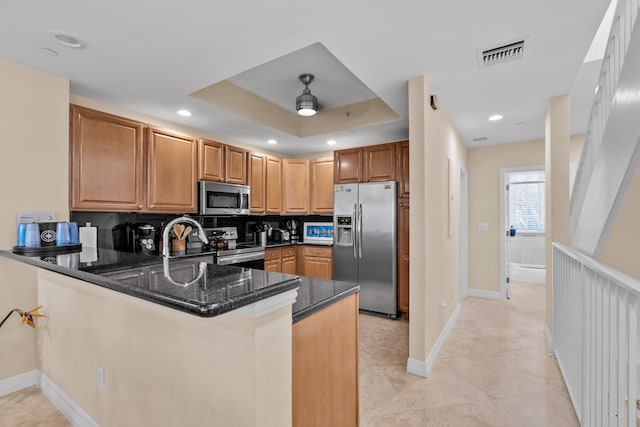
[570,0,640,256]
[553,242,639,426]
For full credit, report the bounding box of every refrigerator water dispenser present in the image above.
[336,216,353,245]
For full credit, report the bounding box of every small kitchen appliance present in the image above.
[303,222,334,245]
[287,219,300,243]
[199,182,250,216]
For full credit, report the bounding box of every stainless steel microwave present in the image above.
[199,182,250,215]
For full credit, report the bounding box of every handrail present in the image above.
[553,242,640,295]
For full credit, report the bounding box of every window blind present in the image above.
[509,171,545,232]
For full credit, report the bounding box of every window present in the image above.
[509,170,545,232]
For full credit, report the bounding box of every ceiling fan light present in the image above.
[296,74,318,116]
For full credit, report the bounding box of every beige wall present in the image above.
[408,77,467,365]
[467,135,584,294]
[0,59,69,381]
[598,163,640,280]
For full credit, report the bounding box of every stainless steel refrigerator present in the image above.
[333,181,397,318]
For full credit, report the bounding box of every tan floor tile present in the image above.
[0,386,70,427]
[419,399,526,427]
[361,409,427,427]
[495,389,580,427]
[359,371,412,418]
[359,281,578,425]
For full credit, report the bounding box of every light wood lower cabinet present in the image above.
[281,246,297,274]
[264,247,281,272]
[293,293,359,427]
[300,246,333,280]
[263,245,332,280]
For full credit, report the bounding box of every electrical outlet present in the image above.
[97,367,105,391]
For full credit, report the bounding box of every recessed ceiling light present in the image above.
[267,139,278,145]
[489,114,503,121]
[327,140,336,146]
[49,30,84,48]
[40,47,58,56]
[177,109,192,117]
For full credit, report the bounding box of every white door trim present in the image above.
[499,165,544,299]
[459,165,469,298]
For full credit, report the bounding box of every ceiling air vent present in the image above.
[472,137,488,143]
[479,40,525,66]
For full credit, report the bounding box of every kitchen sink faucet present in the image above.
[162,215,209,257]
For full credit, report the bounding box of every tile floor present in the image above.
[359,281,579,426]
[1,281,576,426]
[0,386,69,426]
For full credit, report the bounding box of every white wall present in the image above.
[0,59,69,381]
[508,234,546,267]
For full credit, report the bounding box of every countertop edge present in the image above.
[292,285,360,323]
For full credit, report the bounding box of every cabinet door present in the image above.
[248,152,267,214]
[334,148,362,184]
[304,256,333,280]
[225,146,247,184]
[146,127,198,212]
[396,140,409,198]
[266,156,282,214]
[364,142,396,182]
[264,259,281,272]
[398,198,410,316]
[310,158,334,214]
[282,159,310,214]
[70,105,145,211]
[282,255,297,274]
[198,139,225,182]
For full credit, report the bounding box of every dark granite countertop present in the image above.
[0,248,357,322]
[0,248,299,318]
[265,242,333,248]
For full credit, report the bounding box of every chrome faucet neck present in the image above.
[162,215,209,258]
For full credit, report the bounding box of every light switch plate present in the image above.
[17,211,55,223]
[478,223,489,231]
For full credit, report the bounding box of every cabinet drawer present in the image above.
[265,248,282,260]
[282,246,297,257]
[302,245,332,258]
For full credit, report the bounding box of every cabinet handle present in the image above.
[138,205,143,208]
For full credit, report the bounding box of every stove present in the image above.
[204,227,265,268]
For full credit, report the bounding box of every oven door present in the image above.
[199,182,250,215]
[215,251,265,270]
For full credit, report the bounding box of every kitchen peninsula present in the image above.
[0,249,359,426]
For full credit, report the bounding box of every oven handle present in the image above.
[216,251,265,265]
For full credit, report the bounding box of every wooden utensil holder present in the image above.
[171,238,186,253]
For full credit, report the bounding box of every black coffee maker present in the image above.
[112,222,156,254]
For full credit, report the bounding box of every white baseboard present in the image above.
[0,369,41,397]
[407,304,461,378]
[544,323,554,357]
[468,289,504,300]
[40,373,98,427]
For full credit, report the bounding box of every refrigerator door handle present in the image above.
[352,203,358,258]
[358,203,363,259]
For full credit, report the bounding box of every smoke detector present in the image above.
[478,39,526,67]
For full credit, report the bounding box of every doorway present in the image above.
[500,167,546,299]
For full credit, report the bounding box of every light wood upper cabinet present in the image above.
[310,158,334,214]
[396,140,409,198]
[266,156,282,214]
[248,152,267,214]
[364,142,396,182]
[282,159,309,214]
[334,148,362,184]
[70,105,145,211]
[224,145,247,184]
[198,139,225,182]
[146,127,198,213]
